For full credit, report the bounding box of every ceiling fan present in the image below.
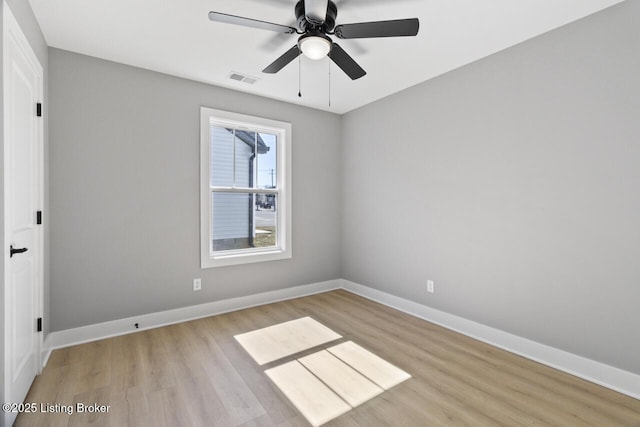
[209,0,419,80]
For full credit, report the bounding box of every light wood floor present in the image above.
[16,290,640,427]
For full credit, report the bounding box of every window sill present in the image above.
[201,248,292,268]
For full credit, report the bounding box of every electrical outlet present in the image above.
[427,280,435,293]
[193,278,202,291]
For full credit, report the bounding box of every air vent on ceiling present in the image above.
[227,72,260,85]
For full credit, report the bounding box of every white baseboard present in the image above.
[42,277,639,400]
[40,346,52,374]
[44,279,341,355]
[340,279,640,400]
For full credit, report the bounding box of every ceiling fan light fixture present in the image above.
[298,34,332,60]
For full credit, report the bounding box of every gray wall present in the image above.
[341,0,640,374]
[49,48,342,331]
[1,0,48,409]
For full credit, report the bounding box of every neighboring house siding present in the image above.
[210,126,234,187]
[212,193,250,240]
[210,127,252,242]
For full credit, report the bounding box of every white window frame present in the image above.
[200,107,292,268]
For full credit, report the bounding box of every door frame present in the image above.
[3,0,44,420]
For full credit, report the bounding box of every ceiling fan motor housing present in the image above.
[295,0,337,32]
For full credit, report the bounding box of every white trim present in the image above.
[44,279,340,353]
[340,279,640,400]
[200,107,292,268]
[40,347,52,371]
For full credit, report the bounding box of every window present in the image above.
[200,107,292,267]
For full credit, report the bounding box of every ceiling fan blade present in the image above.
[334,18,419,39]
[263,45,301,74]
[209,11,297,34]
[304,0,328,25]
[329,44,366,80]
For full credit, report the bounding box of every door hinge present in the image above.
[36,103,42,117]
[37,317,43,332]
[37,210,42,225]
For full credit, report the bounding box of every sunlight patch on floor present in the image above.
[234,316,342,365]
[236,318,411,426]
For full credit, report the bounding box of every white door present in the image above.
[3,4,44,426]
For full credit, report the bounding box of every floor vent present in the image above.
[227,72,260,85]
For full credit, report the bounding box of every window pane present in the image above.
[255,193,277,248]
[234,130,256,188]
[210,126,234,187]
[212,192,277,251]
[257,133,277,189]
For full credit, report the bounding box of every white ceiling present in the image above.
[28,0,622,114]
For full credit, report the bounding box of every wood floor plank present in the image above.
[15,290,640,427]
[212,314,302,426]
[160,323,235,427]
[110,333,144,393]
[327,341,411,391]
[181,319,267,425]
[68,386,111,427]
[107,385,152,427]
[235,316,342,365]
[298,350,383,407]
[265,361,351,427]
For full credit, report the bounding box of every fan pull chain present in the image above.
[298,55,302,98]
[328,58,331,108]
